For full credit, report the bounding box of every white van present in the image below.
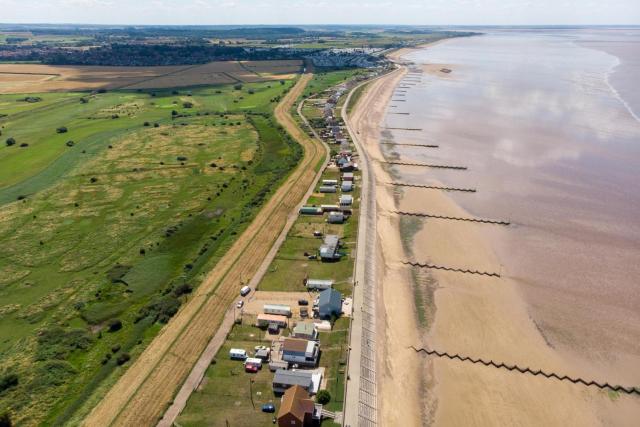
[240,285,251,297]
[229,348,247,360]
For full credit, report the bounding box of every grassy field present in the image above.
[0,79,303,425]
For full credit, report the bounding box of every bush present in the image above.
[107,319,123,332]
[171,110,178,116]
[173,283,193,297]
[116,353,131,365]
[5,138,16,147]
[316,389,331,404]
[36,328,94,361]
[143,121,150,126]
[182,102,193,108]
[111,344,121,353]
[0,412,11,427]
[153,123,159,128]
[56,126,68,134]
[19,143,28,148]
[233,83,243,90]
[66,140,75,147]
[0,374,18,394]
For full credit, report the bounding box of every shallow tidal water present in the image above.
[385,28,640,383]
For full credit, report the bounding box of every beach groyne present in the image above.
[403,261,500,277]
[383,161,467,170]
[408,346,640,396]
[393,211,510,225]
[387,182,475,193]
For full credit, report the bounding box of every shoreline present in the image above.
[350,40,639,425]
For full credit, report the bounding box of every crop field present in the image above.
[0,78,303,425]
[0,60,303,93]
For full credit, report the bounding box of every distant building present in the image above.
[282,338,319,367]
[319,234,341,261]
[318,288,342,319]
[292,322,318,341]
[306,279,333,291]
[277,385,322,427]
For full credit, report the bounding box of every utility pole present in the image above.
[249,378,255,409]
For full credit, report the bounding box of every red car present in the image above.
[245,363,258,373]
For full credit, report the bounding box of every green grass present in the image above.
[0,78,303,425]
[176,323,277,427]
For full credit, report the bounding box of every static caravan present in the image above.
[256,313,288,327]
[263,304,292,317]
[327,212,345,224]
[339,195,353,206]
[342,172,354,181]
[319,186,337,193]
[306,279,334,290]
[341,181,354,192]
[229,348,247,360]
[320,204,340,212]
[299,206,323,215]
[322,179,339,186]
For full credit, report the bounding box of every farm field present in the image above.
[0,60,302,93]
[0,78,303,425]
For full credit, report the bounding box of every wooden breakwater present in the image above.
[383,161,467,170]
[393,211,509,225]
[408,346,640,396]
[403,261,500,277]
[387,182,475,193]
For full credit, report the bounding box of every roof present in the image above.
[283,338,310,353]
[293,322,316,336]
[273,369,314,387]
[324,235,339,246]
[319,288,342,308]
[277,385,315,422]
[340,195,353,203]
[307,279,333,286]
[257,313,288,322]
[264,304,291,311]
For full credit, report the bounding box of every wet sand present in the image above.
[351,35,640,426]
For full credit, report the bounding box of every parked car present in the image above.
[300,307,309,318]
[245,363,258,373]
[313,231,323,237]
[240,285,250,296]
[236,300,244,309]
[298,299,309,306]
[262,403,276,413]
[307,255,317,260]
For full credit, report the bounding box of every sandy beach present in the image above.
[349,39,640,426]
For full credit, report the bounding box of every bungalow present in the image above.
[339,195,353,206]
[319,234,341,261]
[318,288,342,319]
[292,322,318,341]
[282,338,319,367]
[305,279,333,291]
[277,385,322,427]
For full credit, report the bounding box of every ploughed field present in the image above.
[0,60,302,93]
[0,79,302,425]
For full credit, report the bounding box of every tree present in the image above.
[316,389,331,404]
[116,353,130,365]
[0,373,18,393]
[182,101,193,109]
[5,138,16,147]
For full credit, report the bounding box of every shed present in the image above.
[306,279,333,290]
[318,288,342,319]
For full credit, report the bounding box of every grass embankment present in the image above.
[0,80,302,425]
[178,70,362,425]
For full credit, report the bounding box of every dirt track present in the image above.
[83,73,327,427]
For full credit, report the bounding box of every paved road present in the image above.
[341,78,380,427]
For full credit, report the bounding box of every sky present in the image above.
[0,0,639,26]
